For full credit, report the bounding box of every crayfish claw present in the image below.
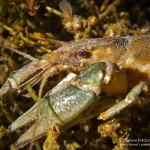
[8,105,37,132]
[15,118,48,148]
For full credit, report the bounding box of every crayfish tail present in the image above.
[8,104,37,132]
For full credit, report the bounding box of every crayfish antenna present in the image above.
[8,104,37,132]
[0,44,38,61]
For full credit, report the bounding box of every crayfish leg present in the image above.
[98,81,149,120]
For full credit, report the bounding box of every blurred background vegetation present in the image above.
[0,0,150,150]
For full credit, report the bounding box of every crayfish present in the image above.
[0,35,150,149]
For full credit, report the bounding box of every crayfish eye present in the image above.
[77,51,88,58]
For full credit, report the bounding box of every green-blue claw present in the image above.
[8,62,106,148]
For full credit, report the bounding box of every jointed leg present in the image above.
[98,81,150,120]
